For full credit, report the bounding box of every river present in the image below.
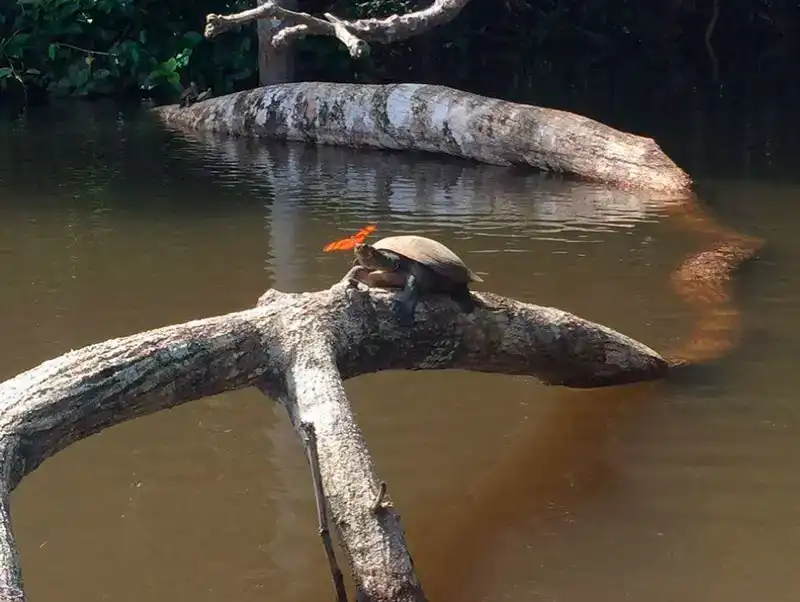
[1,85,799,602]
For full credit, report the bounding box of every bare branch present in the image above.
[206,1,368,58]
[0,278,668,601]
[206,0,471,58]
[0,437,22,602]
[328,0,472,43]
[271,23,310,47]
[299,421,348,602]
[205,2,330,39]
[323,12,369,58]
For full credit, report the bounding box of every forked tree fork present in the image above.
[0,269,670,602]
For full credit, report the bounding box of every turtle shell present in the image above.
[372,235,483,285]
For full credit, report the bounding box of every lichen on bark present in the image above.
[153,82,692,194]
[0,274,671,602]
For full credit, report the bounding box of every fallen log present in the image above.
[151,82,692,195]
[0,272,668,602]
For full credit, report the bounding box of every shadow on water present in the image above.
[415,187,762,600]
[0,86,797,602]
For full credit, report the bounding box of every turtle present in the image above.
[179,81,199,107]
[195,87,214,103]
[352,235,483,323]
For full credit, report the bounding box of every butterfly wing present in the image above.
[323,224,377,252]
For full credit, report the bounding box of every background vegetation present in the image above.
[1,0,798,105]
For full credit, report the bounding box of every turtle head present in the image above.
[354,243,393,271]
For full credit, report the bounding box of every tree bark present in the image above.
[205,0,472,58]
[256,0,296,85]
[152,82,692,194]
[0,276,668,602]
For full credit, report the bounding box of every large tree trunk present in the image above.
[152,82,691,194]
[0,276,668,602]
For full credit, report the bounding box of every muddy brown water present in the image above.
[1,99,799,602]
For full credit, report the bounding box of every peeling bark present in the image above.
[152,82,691,194]
[0,276,668,602]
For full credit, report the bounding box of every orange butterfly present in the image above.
[323,224,377,252]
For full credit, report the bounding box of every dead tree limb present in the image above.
[205,0,472,58]
[299,421,348,602]
[0,437,22,602]
[152,82,692,194]
[255,0,297,85]
[0,274,668,602]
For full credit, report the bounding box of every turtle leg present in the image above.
[393,272,420,326]
[345,266,407,290]
[363,270,407,289]
[341,264,371,286]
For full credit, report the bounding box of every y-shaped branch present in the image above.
[0,280,668,602]
[205,0,472,58]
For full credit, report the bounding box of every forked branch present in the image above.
[0,275,668,601]
[205,0,472,58]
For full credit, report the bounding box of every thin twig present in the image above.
[371,481,392,513]
[57,43,111,56]
[704,0,720,84]
[300,422,348,602]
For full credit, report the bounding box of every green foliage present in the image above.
[0,0,258,103]
[1,0,798,105]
